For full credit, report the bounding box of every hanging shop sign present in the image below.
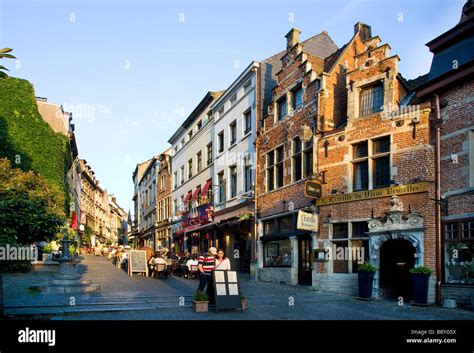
[304,180,322,199]
[297,211,319,231]
[316,182,429,206]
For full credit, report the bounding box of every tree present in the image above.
[0,158,65,245]
[0,48,16,79]
[82,224,93,245]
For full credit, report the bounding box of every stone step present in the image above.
[36,284,101,294]
[50,279,92,286]
[4,302,192,316]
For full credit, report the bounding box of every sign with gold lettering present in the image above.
[316,182,429,206]
[304,180,322,199]
[297,211,319,231]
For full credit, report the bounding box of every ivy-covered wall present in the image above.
[0,77,71,217]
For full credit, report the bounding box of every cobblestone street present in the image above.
[3,255,474,320]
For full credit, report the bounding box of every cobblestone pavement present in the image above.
[2,254,474,320]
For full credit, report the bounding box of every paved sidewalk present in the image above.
[2,254,474,320]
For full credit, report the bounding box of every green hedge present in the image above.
[0,77,71,217]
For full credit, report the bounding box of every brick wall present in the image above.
[439,80,474,217]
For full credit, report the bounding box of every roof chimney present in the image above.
[285,28,301,50]
[459,0,473,23]
[354,22,372,41]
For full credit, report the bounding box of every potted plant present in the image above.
[41,243,53,261]
[240,294,248,311]
[357,263,377,299]
[192,291,209,313]
[410,266,431,305]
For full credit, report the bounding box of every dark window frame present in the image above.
[360,82,384,117]
[229,120,237,146]
[277,96,287,121]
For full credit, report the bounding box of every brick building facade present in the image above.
[415,1,474,304]
[156,149,172,251]
[256,23,439,302]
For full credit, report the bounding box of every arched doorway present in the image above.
[379,239,415,300]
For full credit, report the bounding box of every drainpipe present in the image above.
[252,64,260,278]
[434,94,442,305]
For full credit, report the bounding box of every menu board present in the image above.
[212,270,243,312]
[128,250,148,276]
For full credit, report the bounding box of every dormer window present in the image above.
[360,83,384,116]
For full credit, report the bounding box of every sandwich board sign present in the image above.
[128,250,148,276]
[212,270,243,313]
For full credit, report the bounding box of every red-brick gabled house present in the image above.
[256,23,438,303]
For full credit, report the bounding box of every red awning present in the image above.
[183,190,192,204]
[191,185,201,201]
[201,179,212,196]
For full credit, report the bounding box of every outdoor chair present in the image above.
[155,263,167,279]
[190,265,199,279]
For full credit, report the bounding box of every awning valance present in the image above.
[191,185,201,202]
[201,179,212,196]
[183,190,192,204]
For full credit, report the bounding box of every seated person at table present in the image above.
[154,254,170,279]
[185,255,199,278]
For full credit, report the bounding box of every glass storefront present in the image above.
[444,219,474,285]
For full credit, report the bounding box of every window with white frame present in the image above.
[292,137,302,182]
[303,137,313,178]
[218,131,224,153]
[207,143,213,165]
[244,157,252,193]
[352,135,391,192]
[266,150,275,192]
[444,220,474,285]
[230,94,237,106]
[173,172,177,190]
[229,165,237,199]
[331,221,369,274]
[266,146,284,191]
[197,151,202,173]
[229,120,237,146]
[217,171,225,204]
[243,80,251,94]
[180,166,185,186]
[243,109,251,135]
[188,159,193,179]
[276,146,284,188]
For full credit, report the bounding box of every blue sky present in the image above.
[0,0,465,214]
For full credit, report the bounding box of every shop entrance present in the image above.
[379,238,415,300]
[298,235,312,285]
[233,233,251,274]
